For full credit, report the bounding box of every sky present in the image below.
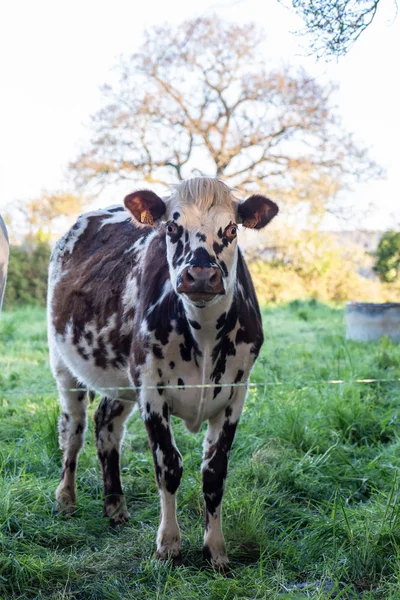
[0,0,399,231]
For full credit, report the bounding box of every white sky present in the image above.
[0,0,399,230]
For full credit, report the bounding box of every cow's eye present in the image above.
[226,224,238,239]
[166,222,178,235]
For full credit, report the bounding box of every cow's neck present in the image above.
[181,287,235,345]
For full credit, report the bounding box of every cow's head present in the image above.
[125,178,278,306]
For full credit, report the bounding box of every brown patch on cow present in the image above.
[52,213,142,362]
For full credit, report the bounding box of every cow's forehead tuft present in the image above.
[169,177,237,210]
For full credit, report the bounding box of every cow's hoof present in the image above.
[203,544,230,575]
[107,507,130,528]
[104,496,130,526]
[155,550,182,566]
[55,485,76,515]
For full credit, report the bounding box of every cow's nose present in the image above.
[177,267,225,296]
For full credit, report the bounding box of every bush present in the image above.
[248,229,400,304]
[4,242,51,307]
[373,230,400,282]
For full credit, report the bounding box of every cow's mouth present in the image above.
[182,291,222,303]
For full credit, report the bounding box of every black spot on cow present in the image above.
[107,422,114,432]
[108,206,125,213]
[158,368,163,378]
[153,344,164,359]
[77,346,90,360]
[173,212,180,220]
[69,460,76,472]
[213,385,222,399]
[225,406,232,418]
[216,313,226,329]
[157,382,164,396]
[211,300,238,384]
[172,240,184,268]
[169,361,175,369]
[196,232,207,242]
[93,336,108,369]
[177,378,185,389]
[176,315,202,363]
[234,369,244,383]
[84,330,93,345]
[145,412,183,494]
[202,420,238,516]
[162,402,169,421]
[76,424,84,435]
[189,319,201,330]
[220,261,228,277]
[190,247,215,268]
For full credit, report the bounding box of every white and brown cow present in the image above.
[48,177,278,570]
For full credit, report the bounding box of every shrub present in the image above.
[373,230,400,282]
[4,242,51,307]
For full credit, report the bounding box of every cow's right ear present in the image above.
[124,190,166,226]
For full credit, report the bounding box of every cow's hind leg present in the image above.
[94,397,135,526]
[54,364,87,515]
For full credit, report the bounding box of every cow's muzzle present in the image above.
[177,266,225,301]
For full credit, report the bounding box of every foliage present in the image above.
[281,0,388,58]
[373,229,400,282]
[4,241,51,306]
[247,227,400,303]
[4,190,85,244]
[2,305,400,598]
[70,16,381,217]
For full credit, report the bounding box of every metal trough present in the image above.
[346,302,400,342]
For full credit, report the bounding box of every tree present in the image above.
[373,230,400,282]
[281,0,390,59]
[6,190,85,243]
[70,17,381,219]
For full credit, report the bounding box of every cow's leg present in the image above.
[143,396,183,562]
[94,397,135,526]
[202,387,246,571]
[54,363,87,515]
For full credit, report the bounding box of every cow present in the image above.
[48,177,278,571]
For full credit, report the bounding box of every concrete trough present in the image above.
[346,302,400,343]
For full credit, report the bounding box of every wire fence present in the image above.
[2,377,400,399]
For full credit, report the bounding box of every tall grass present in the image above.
[1,303,400,598]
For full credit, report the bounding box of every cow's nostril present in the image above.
[186,272,195,283]
[210,272,218,284]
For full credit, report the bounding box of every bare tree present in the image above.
[281,0,395,58]
[5,191,85,243]
[71,16,381,217]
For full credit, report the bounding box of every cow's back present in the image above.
[48,206,155,395]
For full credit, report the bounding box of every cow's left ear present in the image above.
[124,190,166,226]
[238,195,279,229]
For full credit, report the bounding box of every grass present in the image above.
[1,302,400,598]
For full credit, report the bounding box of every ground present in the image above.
[1,302,400,599]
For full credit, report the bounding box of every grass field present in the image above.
[1,302,400,599]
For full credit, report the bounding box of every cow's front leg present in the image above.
[143,395,183,563]
[94,397,135,526]
[202,386,246,571]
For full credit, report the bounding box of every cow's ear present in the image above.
[238,195,278,229]
[124,190,166,226]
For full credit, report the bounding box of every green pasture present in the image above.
[1,303,400,599]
